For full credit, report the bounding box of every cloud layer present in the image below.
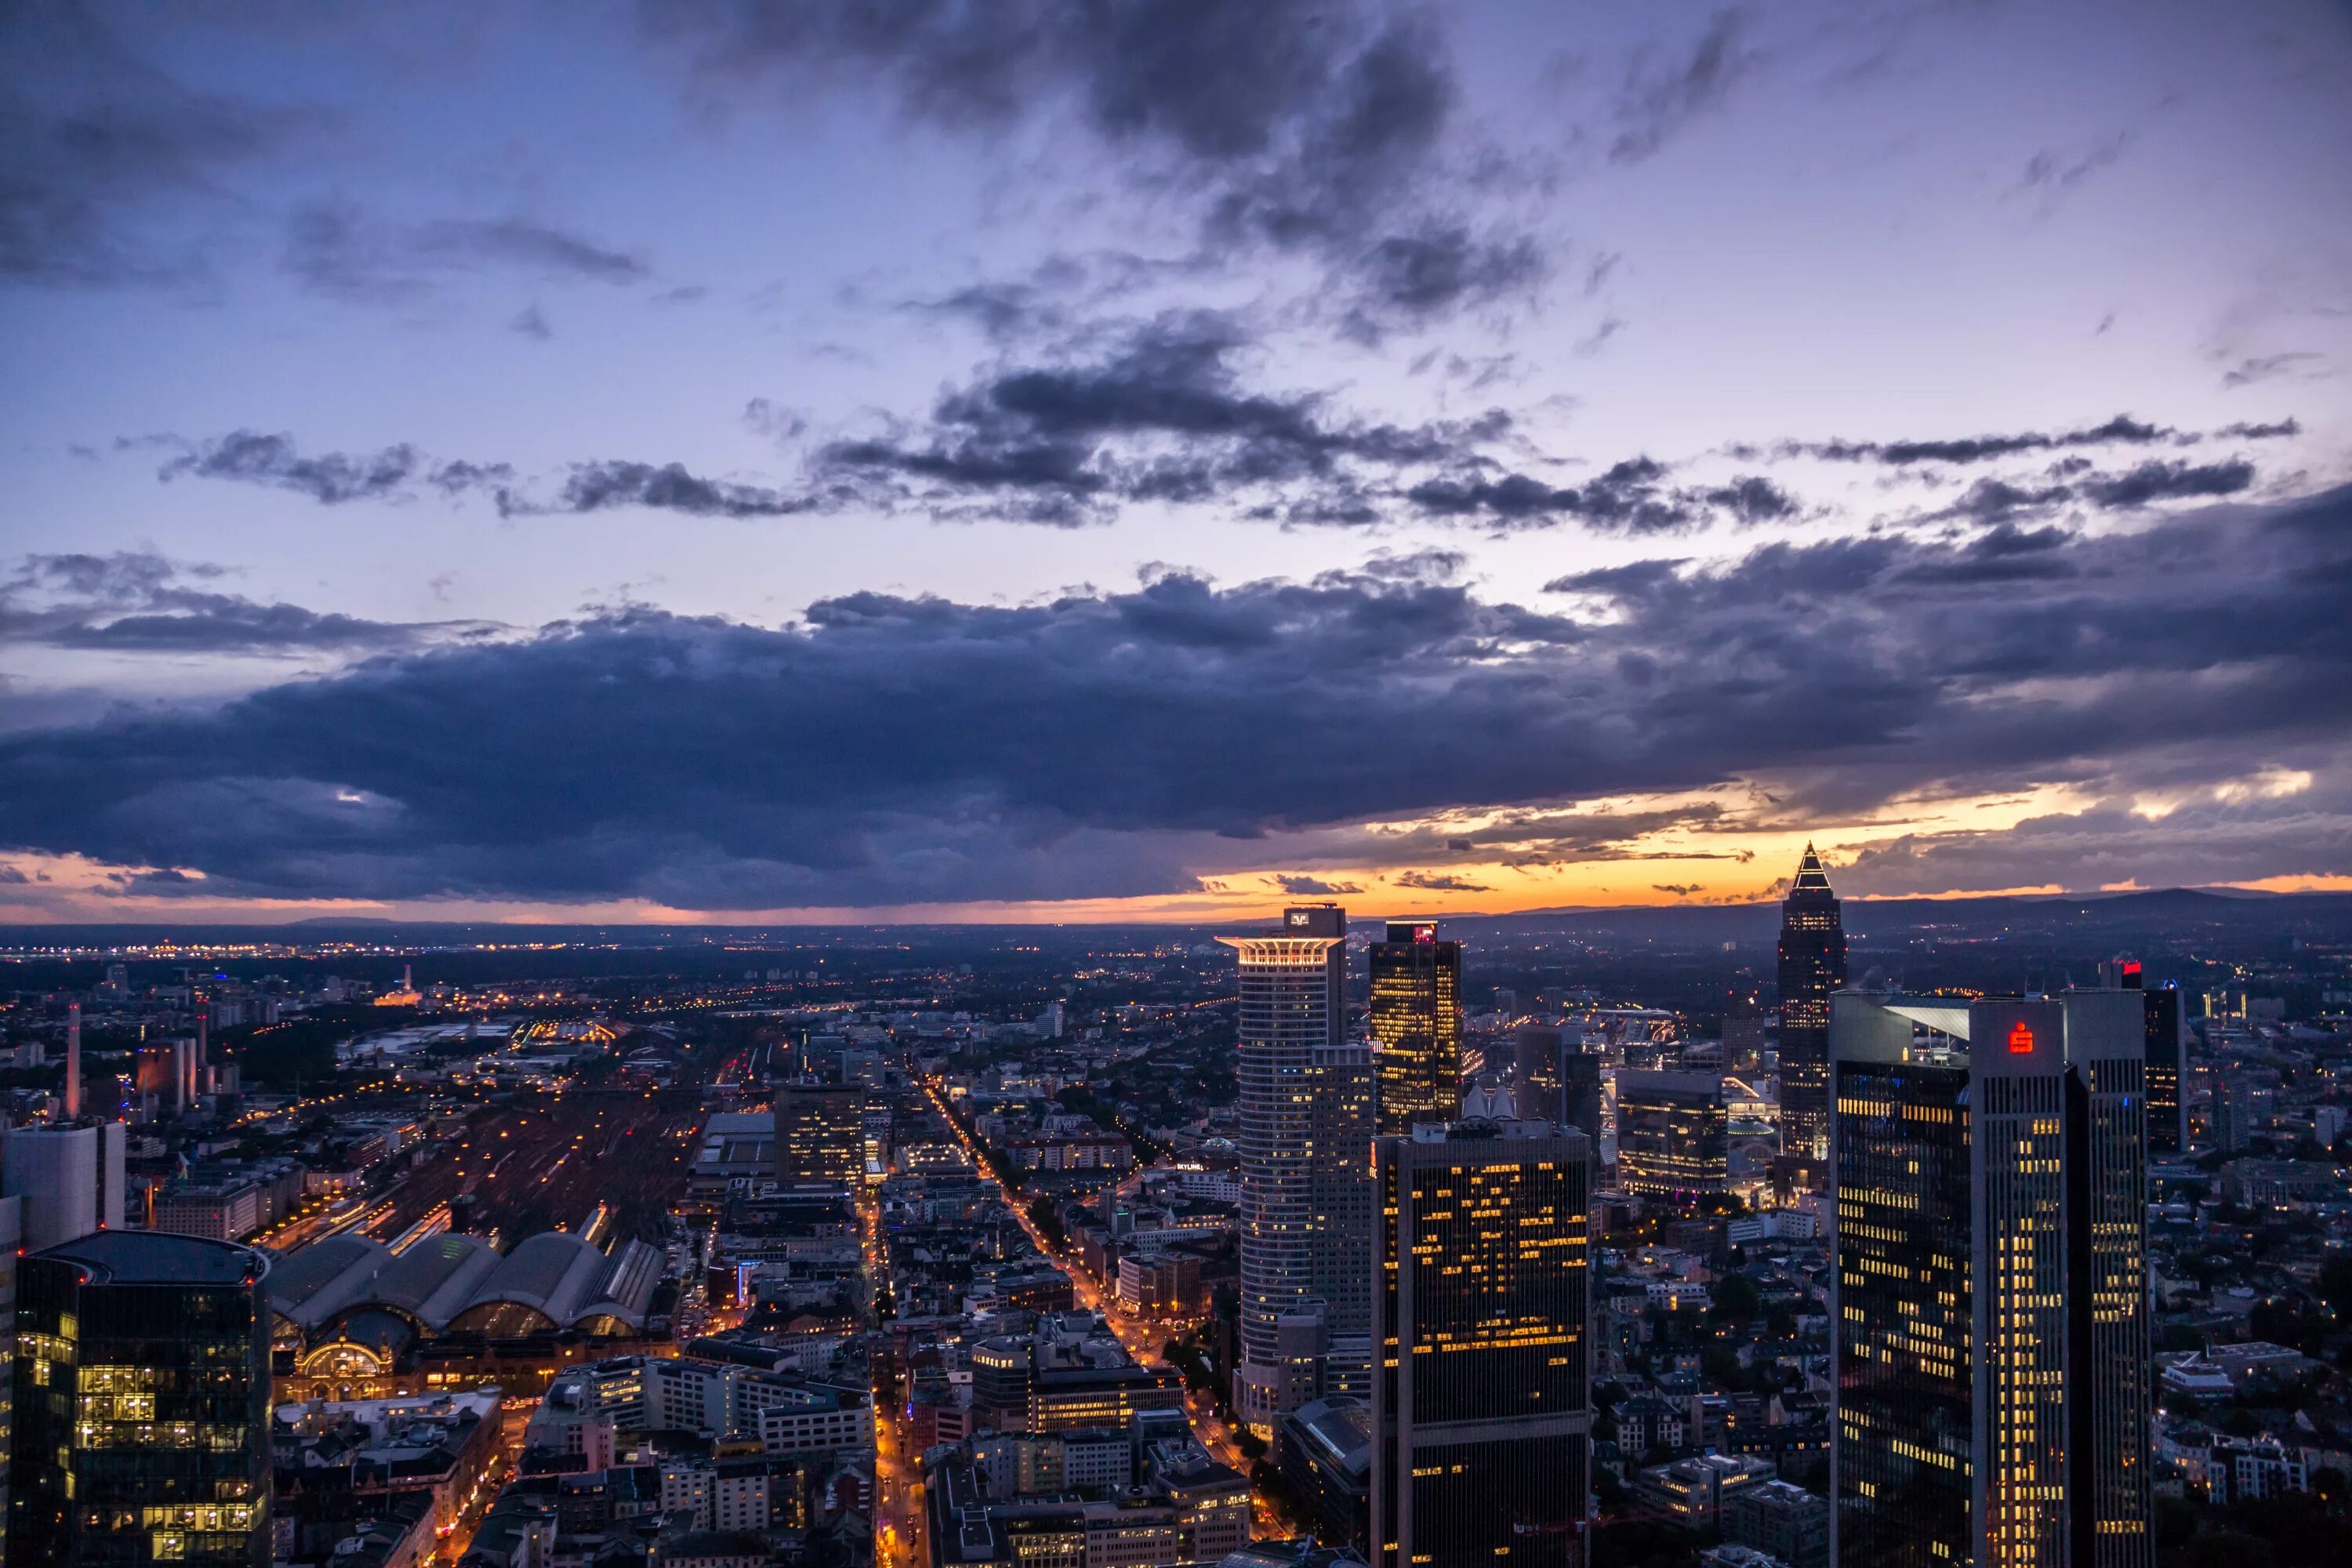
[3,488,2346,907]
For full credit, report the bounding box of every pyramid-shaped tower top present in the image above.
[1789,841,1836,896]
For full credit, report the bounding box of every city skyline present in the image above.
[2,2,2350,926]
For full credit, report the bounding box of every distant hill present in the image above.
[1450,887,2352,948]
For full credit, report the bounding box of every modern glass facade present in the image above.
[9,1230,271,1567]
[1370,924,1462,1135]
[1829,992,2152,1568]
[1832,1054,1973,1568]
[2141,988,2185,1155]
[1614,1071,1729,1196]
[1777,844,1848,1160]
[1374,1123,1591,1568]
[1220,906,1372,1431]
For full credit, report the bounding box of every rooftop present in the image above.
[38,1228,266,1287]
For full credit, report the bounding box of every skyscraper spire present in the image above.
[1777,842,1847,1163]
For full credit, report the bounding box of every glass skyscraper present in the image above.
[1369,921,1463,1135]
[1777,844,1847,1160]
[1220,906,1374,1432]
[1829,989,2151,1568]
[9,1229,273,1567]
[1613,1070,1730,1197]
[1373,1121,1592,1568]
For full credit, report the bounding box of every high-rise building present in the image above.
[2,1120,127,1252]
[775,1081,866,1185]
[1515,1025,1602,1141]
[2143,988,2186,1156]
[1614,1071,1729,1197]
[1373,1121,1592,1568]
[1219,906,1374,1432]
[0,1196,17,1565]
[1369,922,1462,1134]
[2099,957,2187,1156]
[1777,844,1847,1160]
[9,1229,273,1566]
[1829,989,2151,1568]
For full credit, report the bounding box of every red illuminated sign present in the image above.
[2008,1021,2035,1054]
[1414,925,1436,944]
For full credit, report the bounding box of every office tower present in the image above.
[2143,987,2186,1155]
[775,1081,866,1185]
[1369,921,1463,1134]
[64,1002,81,1118]
[9,1230,273,1566]
[1614,1071,1729,1197]
[1374,1122,1592,1568]
[0,1197,16,1564]
[2,1120,127,1251]
[1777,844,1847,1160]
[1219,905,1374,1432]
[1515,1024,1601,1139]
[1829,989,2151,1568]
[2212,1074,2256,1153]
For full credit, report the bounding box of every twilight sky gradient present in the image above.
[3,0,2350,924]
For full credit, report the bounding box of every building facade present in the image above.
[1615,1071,1730,1197]
[1776,845,1848,1160]
[1373,1121,1592,1568]
[1219,906,1374,1432]
[1369,923,1463,1134]
[9,1230,273,1567]
[1828,989,2151,1568]
[775,1082,866,1185]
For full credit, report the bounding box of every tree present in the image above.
[1712,1272,1762,1322]
[2318,1253,2352,1323]
[1027,1196,1065,1248]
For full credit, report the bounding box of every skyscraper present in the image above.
[1777,844,1847,1160]
[1374,1121,1592,1568]
[1219,906,1374,1432]
[1369,922,1462,1134]
[9,1229,274,1566]
[2100,957,2187,1156]
[1829,989,2151,1568]
[1614,1071,1730,1197]
[775,1081,866,1185]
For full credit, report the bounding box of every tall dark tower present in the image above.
[1828,989,2152,1568]
[1369,922,1463,1135]
[1776,843,1846,1159]
[1374,1122,1592,1568]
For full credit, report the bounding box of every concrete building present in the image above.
[2,1119,127,1251]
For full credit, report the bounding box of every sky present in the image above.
[2,0,2350,925]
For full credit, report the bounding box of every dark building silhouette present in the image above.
[1776,844,1847,1159]
[1829,989,2151,1568]
[1370,923,1463,1134]
[1615,1071,1730,1196]
[775,1080,865,1185]
[1514,1025,1604,1142]
[1374,1121,1592,1568]
[9,1229,272,1566]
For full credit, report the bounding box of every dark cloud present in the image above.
[818,310,1512,524]
[1652,883,1703,896]
[538,461,817,520]
[151,430,510,506]
[4,488,2345,906]
[1609,9,1758,165]
[1272,875,1363,896]
[0,552,495,655]
[0,3,327,287]
[2077,459,2253,509]
[510,303,553,341]
[1791,413,2172,466]
[644,1,1544,331]
[1394,872,1494,893]
[1406,460,1795,535]
[283,200,650,303]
